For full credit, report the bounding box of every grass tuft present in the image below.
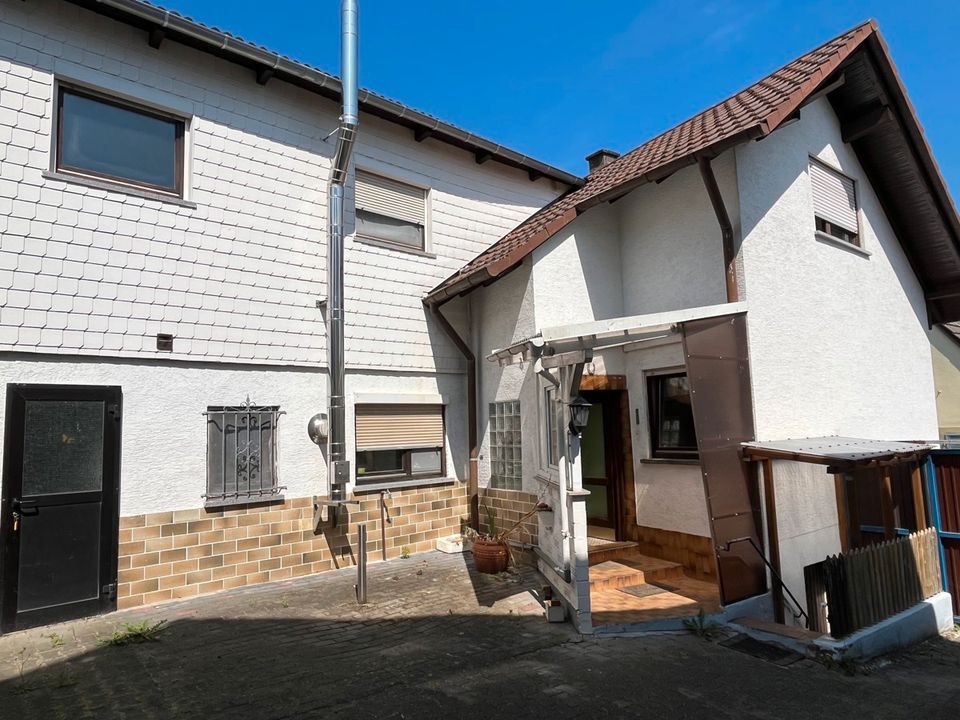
[97,619,168,647]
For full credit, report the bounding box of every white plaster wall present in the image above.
[0,0,562,375]
[737,97,938,442]
[619,341,712,538]
[471,260,541,492]
[531,207,624,329]
[617,153,737,315]
[768,460,842,619]
[0,355,465,515]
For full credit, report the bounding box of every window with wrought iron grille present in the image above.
[204,399,285,507]
[489,400,522,490]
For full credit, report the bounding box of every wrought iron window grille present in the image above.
[203,396,286,508]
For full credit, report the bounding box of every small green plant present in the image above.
[683,609,724,640]
[400,546,411,559]
[484,506,498,537]
[98,619,167,647]
[280,594,290,608]
[47,633,65,648]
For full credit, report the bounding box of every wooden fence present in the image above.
[804,528,942,638]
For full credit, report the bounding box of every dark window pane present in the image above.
[410,448,441,474]
[650,374,698,457]
[205,406,280,505]
[357,449,404,477]
[59,90,180,191]
[357,209,423,248]
[22,400,104,495]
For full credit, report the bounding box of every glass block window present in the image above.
[489,400,522,490]
[205,398,285,507]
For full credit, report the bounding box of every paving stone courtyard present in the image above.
[0,551,957,719]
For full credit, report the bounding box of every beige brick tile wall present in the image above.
[479,488,539,549]
[117,483,468,609]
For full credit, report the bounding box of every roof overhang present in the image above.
[742,436,936,471]
[63,0,582,188]
[487,301,746,366]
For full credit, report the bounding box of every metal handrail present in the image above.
[718,536,809,627]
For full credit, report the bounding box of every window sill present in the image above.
[203,493,285,510]
[354,234,436,258]
[353,476,457,494]
[640,458,701,466]
[815,231,871,258]
[42,170,197,208]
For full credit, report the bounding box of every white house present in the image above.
[425,21,960,633]
[0,0,577,630]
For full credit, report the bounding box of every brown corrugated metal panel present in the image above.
[943,539,960,616]
[934,455,960,534]
[681,313,766,604]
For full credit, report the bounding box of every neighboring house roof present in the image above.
[63,0,582,188]
[425,21,960,324]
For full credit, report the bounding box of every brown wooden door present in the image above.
[581,391,625,538]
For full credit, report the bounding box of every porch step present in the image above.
[589,555,685,591]
[587,540,639,566]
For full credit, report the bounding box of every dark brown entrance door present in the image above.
[1,385,122,632]
[581,390,625,538]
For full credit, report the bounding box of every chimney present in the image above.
[586,148,620,173]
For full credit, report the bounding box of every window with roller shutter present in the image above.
[810,157,859,246]
[355,170,428,251]
[355,404,445,484]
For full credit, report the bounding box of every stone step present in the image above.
[587,541,639,566]
[732,616,824,643]
[588,554,685,591]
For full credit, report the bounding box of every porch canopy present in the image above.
[487,301,747,366]
[742,436,936,472]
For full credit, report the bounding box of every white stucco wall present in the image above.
[618,341,712,538]
[0,356,465,515]
[737,97,938,442]
[531,208,624,329]
[766,460,842,619]
[929,326,960,436]
[618,153,737,315]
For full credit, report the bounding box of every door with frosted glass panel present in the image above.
[581,392,615,531]
[1,385,121,631]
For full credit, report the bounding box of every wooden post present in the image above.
[847,471,863,548]
[911,462,927,530]
[833,473,850,553]
[881,467,896,540]
[761,458,785,623]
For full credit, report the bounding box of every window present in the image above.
[205,401,284,507]
[56,85,185,195]
[542,386,561,468]
[489,400,521,489]
[355,404,445,485]
[648,373,698,459]
[810,157,859,246]
[355,170,427,251]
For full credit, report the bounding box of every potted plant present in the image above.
[466,502,550,574]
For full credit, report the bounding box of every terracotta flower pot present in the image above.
[471,537,509,574]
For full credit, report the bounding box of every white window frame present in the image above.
[353,166,433,255]
[48,77,194,205]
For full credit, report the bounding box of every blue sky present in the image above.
[168,0,958,194]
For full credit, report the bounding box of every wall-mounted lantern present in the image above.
[567,396,592,436]
[307,413,328,445]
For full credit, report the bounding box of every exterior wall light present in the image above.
[307,413,328,445]
[567,396,592,435]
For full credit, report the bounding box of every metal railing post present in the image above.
[356,523,368,604]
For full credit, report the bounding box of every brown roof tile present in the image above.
[426,20,877,303]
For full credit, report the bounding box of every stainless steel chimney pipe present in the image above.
[327,0,358,502]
